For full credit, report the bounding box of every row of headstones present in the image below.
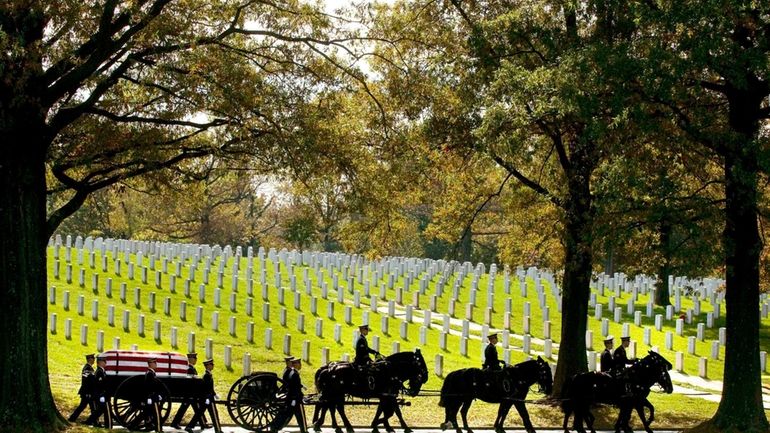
[55,235,579,312]
[57,235,745,317]
[49,309,551,379]
[49,254,562,337]
[54,234,486,289]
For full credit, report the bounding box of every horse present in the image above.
[439,356,553,433]
[312,349,428,433]
[561,351,674,433]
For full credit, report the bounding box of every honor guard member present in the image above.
[281,356,295,392]
[614,334,636,398]
[144,358,163,433]
[84,355,112,428]
[613,334,635,371]
[283,358,307,433]
[68,354,95,422]
[354,324,379,366]
[482,333,504,370]
[600,336,615,373]
[171,353,200,429]
[187,358,222,433]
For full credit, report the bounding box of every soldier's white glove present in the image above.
[147,398,152,405]
[99,397,105,403]
[205,398,210,405]
[291,400,296,407]
[157,395,162,401]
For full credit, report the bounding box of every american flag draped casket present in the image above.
[101,350,190,377]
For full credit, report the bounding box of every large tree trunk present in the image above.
[552,167,594,397]
[697,86,769,433]
[0,6,65,431]
[0,112,64,432]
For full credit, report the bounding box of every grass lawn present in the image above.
[47,242,770,430]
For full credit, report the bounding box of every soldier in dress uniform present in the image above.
[600,336,615,373]
[170,353,200,429]
[613,335,635,370]
[613,334,636,398]
[68,354,95,422]
[282,358,307,433]
[482,333,504,370]
[354,324,379,366]
[187,359,222,433]
[84,355,112,428]
[145,358,163,433]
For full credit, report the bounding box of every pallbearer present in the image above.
[170,352,200,429]
[282,357,307,433]
[187,358,222,433]
[68,353,95,423]
[144,358,163,433]
[84,355,111,428]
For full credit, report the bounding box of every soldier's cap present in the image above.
[147,358,158,363]
[621,335,631,341]
[187,352,198,358]
[96,354,108,361]
[284,356,296,362]
[359,324,369,330]
[85,353,95,359]
[488,333,498,340]
[604,335,614,343]
[203,359,214,366]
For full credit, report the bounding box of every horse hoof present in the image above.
[314,427,322,433]
[346,428,355,433]
[404,429,413,433]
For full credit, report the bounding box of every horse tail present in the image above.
[438,371,452,407]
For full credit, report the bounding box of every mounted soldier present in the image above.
[354,324,380,367]
[600,336,615,373]
[613,334,635,371]
[482,333,505,371]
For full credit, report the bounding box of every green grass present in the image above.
[47,242,770,429]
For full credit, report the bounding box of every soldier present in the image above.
[283,358,307,433]
[613,334,636,398]
[187,359,222,433]
[144,358,163,433]
[84,355,112,428]
[613,335,635,370]
[600,336,615,373]
[68,354,95,422]
[281,356,294,391]
[354,324,379,366]
[170,353,200,429]
[482,333,504,370]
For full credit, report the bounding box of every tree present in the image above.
[0,1,365,430]
[371,0,651,396]
[632,2,770,431]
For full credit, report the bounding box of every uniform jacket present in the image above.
[92,366,107,398]
[613,345,630,369]
[285,368,303,401]
[600,349,614,372]
[78,363,95,396]
[354,335,377,365]
[201,369,215,398]
[187,364,198,375]
[483,343,501,370]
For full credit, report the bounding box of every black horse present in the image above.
[439,356,553,433]
[561,351,674,433]
[312,349,428,433]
